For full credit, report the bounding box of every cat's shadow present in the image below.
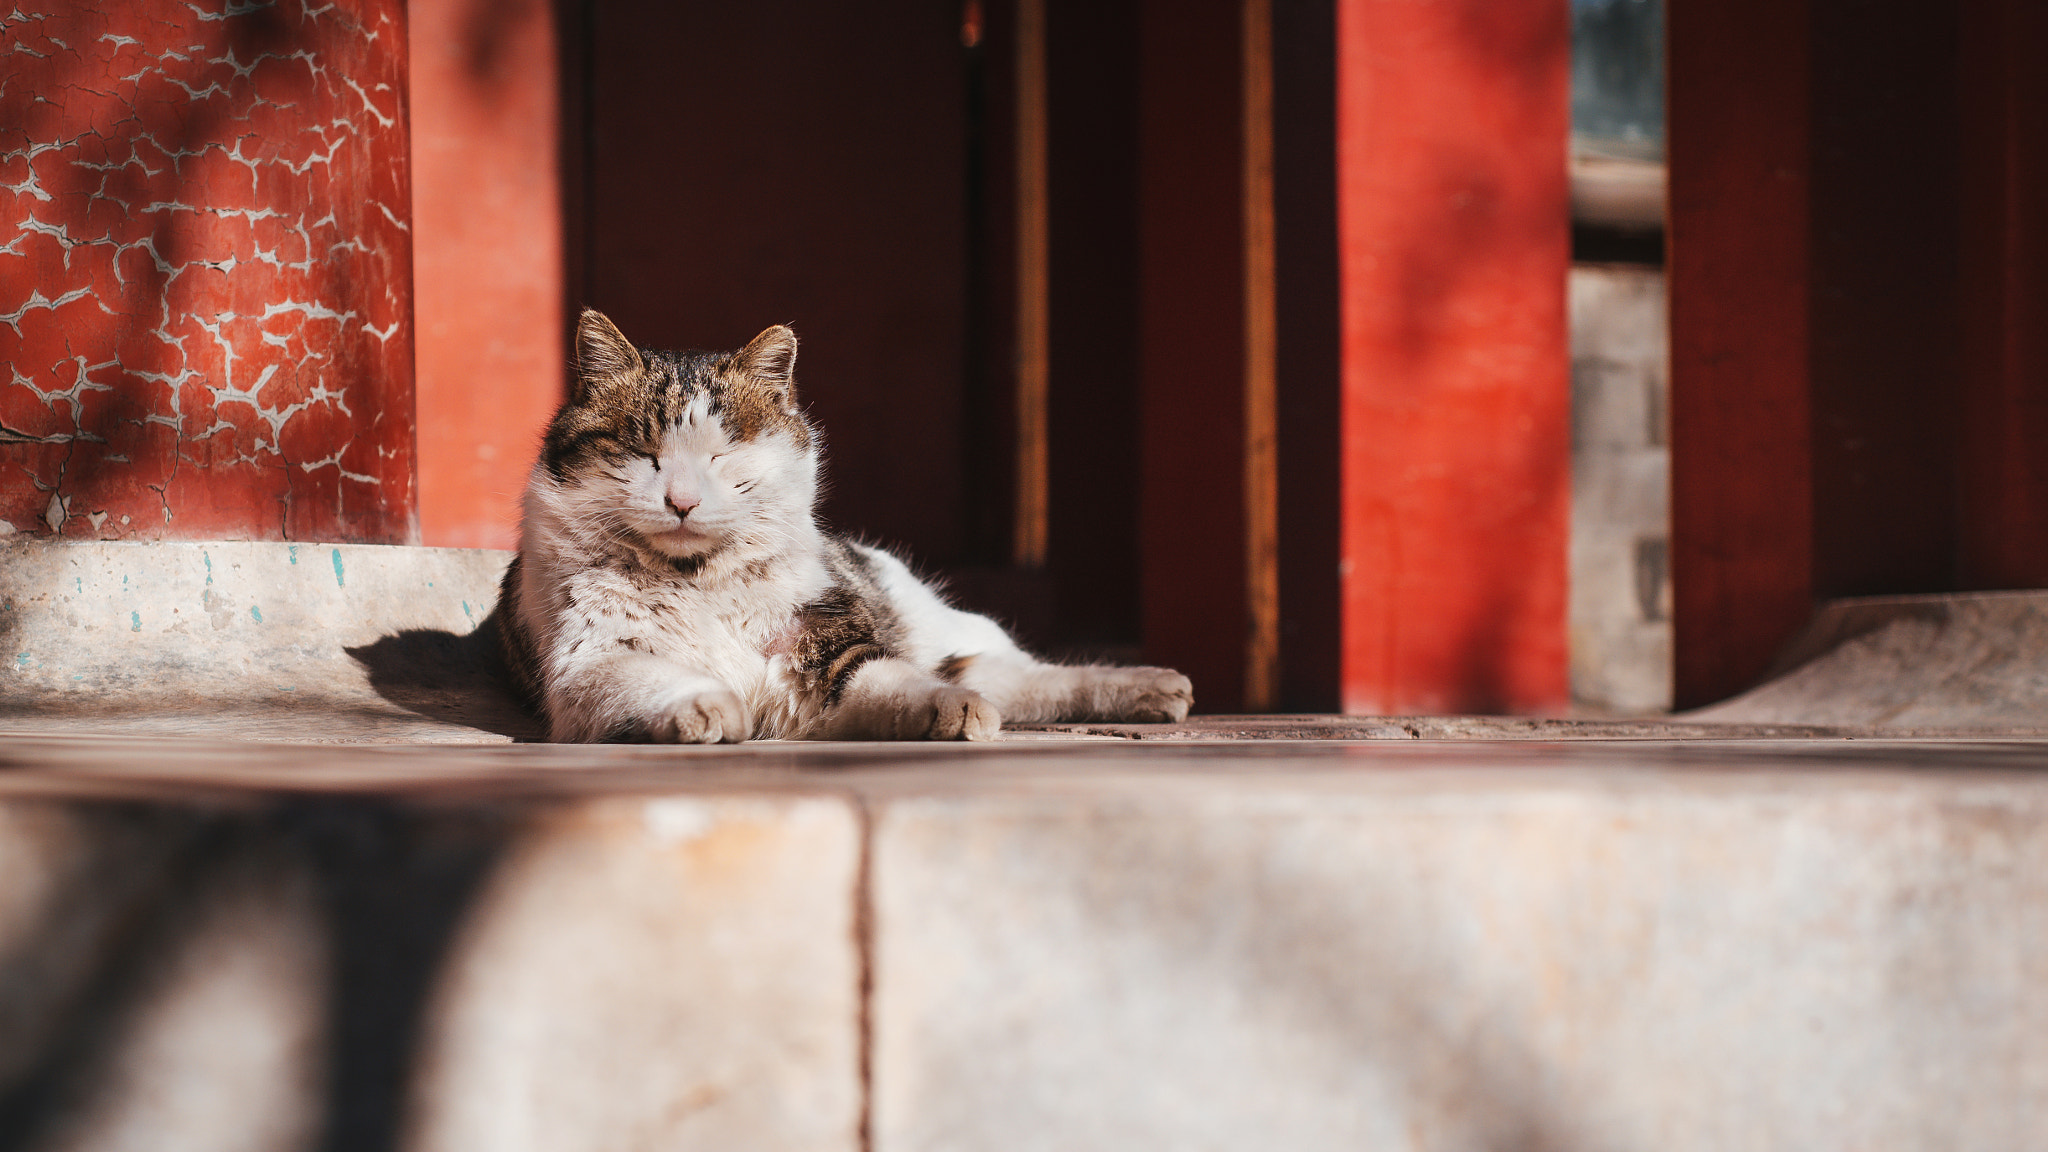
[345,616,547,742]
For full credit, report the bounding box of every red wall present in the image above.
[0,0,415,543]
[1335,0,1572,714]
[1136,0,1252,711]
[1046,0,1144,654]
[1666,0,1814,708]
[1669,0,2048,707]
[410,0,568,550]
[577,0,974,568]
[1955,0,2048,593]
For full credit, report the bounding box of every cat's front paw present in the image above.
[897,685,1001,741]
[1106,666,1194,723]
[652,688,750,744]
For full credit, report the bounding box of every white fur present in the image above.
[512,414,831,742]
[511,391,1193,743]
[846,545,1191,724]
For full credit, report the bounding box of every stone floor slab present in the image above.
[867,755,2048,1152]
[0,779,862,1152]
[5,737,2048,1151]
[406,795,862,1152]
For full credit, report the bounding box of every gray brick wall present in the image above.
[1570,266,1671,714]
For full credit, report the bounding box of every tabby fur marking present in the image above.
[493,309,1194,743]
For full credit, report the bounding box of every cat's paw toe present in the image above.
[916,686,1001,742]
[1119,667,1193,723]
[659,689,749,744]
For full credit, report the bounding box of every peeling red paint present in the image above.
[0,0,415,543]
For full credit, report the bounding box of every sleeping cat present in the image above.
[494,308,1194,743]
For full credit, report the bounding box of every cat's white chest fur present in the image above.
[617,557,829,734]
[517,539,833,740]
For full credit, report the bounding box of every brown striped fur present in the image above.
[540,311,811,487]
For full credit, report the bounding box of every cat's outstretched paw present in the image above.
[899,685,1001,741]
[1104,666,1194,723]
[653,688,750,744]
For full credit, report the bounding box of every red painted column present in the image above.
[1335,0,1571,714]
[410,0,567,550]
[0,0,415,543]
[1665,0,1813,708]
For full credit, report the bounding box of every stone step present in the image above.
[1696,589,2048,728]
[1,737,2045,1150]
[0,540,539,743]
[6,541,2046,742]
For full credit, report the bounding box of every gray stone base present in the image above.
[0,540,533,743]
[1696,590,2048,727]
[2,739,2047,1150]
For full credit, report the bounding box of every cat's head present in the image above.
[538,308,820,562]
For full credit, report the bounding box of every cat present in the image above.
[493,308,1194,743]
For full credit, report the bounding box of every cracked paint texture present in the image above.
[0,0,416,543]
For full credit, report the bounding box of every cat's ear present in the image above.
[735,325,799,400]
[573,308,644,402]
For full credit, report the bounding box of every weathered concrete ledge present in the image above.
[0,540,534,743]
[1697,590,2048,728]
[4,541,2047,742]
[1,737,2046,1150]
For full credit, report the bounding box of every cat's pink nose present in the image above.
[666,492,700,520]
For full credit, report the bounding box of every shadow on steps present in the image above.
[345,617,543,743]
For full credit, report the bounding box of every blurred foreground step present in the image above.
[1,738,2046,1150]
[0,776,861,1152]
